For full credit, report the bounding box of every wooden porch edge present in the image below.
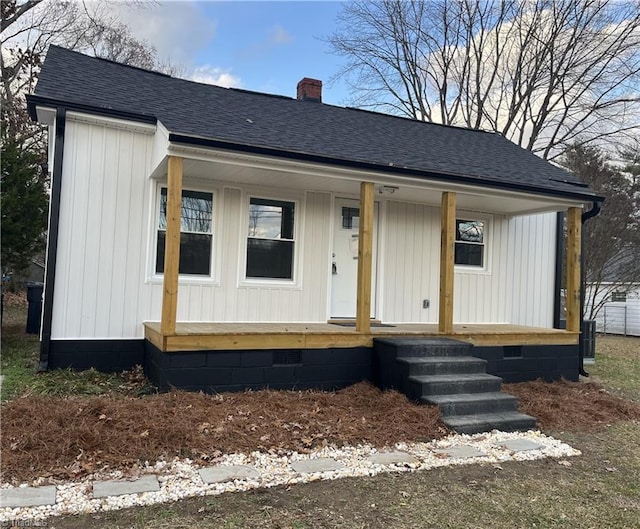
[143,322,579,352]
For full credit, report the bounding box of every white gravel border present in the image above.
[0,429,580,523]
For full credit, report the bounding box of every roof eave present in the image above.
[168,132,602,204]
[26,94,157,125]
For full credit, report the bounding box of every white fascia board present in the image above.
[35,105,57,126]
[66,110,156,135]
[149,121,171,176]
[167,142,591,212]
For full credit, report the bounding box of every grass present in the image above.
[589,335,640,402]
[1,305,41,401]
[1,305,154,401]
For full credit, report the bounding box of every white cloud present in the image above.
[192,65,242,88]
[110,1,216,68]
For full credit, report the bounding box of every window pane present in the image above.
[248,198,294,239]
[246,239,294,279]
[456,220,484,243]
[156,232,212,275]
[342,207,360,229]
[455,242,484,267]
[159,188,212,233]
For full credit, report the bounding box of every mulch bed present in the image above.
[504,379,640,431]
[0,382,444,484]
[3,378,639,485]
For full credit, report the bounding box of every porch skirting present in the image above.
[43,336,580,391]
[144,341,373,393]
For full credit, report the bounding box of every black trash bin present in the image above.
[26,282,44,334]
[582,319,596,361]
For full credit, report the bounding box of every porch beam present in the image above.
[566,207,582,333]
[439,192,456,333]
[356,181,375,333]
[160,155,183,335]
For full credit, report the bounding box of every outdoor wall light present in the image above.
[378,185,399,195]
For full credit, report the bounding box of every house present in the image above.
[585,285,640,337]
[27,46,602,431]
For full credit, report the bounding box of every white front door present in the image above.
[330,198,378,319]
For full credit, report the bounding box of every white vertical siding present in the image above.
[382,201,440,322]
[52,120,153,339]
[53,118,558,339]
[52,122,332,339]
[381,200,556,327]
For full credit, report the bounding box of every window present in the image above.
[156,187,213,276]
[611,291,627,302]
[455,219,485,267]
[246,197,295,279]
[341,207,359,229]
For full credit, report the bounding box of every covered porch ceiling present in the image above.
[149,144,587,217]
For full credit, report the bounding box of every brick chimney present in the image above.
[297,78,322,102]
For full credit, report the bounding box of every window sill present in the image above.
[146,275,220,286]
[454,265,491,275]
[239,278,302,290]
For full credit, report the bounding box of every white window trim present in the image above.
[238,189,304,289]
[146,180,221,285]
[454,211,492,275]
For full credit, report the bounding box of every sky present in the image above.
[116,1,351,105]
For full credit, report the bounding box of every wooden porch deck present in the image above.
[144,321,579,352]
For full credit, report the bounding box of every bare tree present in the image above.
[562,144,640,318]
[328,0,640,160]
[1,0,180,146]
[0,0,178,281]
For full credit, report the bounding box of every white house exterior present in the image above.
[27,46,602,394]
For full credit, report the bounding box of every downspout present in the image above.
[578,199,603,377]
[38,107,66,371]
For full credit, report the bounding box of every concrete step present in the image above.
[442,411,537,435]
[421,392,519,416]
[409,373,503,397]
[397,356,488,376]
[374,338,471,358]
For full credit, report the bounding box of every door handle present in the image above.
[332,253,337,275]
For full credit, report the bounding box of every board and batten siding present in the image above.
[52,119,557,340]
[52,119,154,340]
[144,189,331,324]
[51,120,332,339]
[381,200,556,327]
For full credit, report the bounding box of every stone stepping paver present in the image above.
[0,485,56,508]
[496,439,544,452]
[290,457,343,474]
[367,451,418,466]
[92,475,160,498]
[433,446,487,459]
[198,465,261,484]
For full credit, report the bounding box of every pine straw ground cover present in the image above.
[0,382,444,484]
[3,378,639,486]
[504,379,640,431]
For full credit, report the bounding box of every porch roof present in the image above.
[30,46,599,203]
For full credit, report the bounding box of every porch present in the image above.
[153,154,584,356]
[144,321,578,352]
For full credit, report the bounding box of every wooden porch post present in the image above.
[566,207,582,333]
[439,192,456,333]
[356,181,375,333]
[160,156,183,335]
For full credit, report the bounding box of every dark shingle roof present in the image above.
[30,46,595,200]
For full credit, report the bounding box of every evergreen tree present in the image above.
[1,138,48,276]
